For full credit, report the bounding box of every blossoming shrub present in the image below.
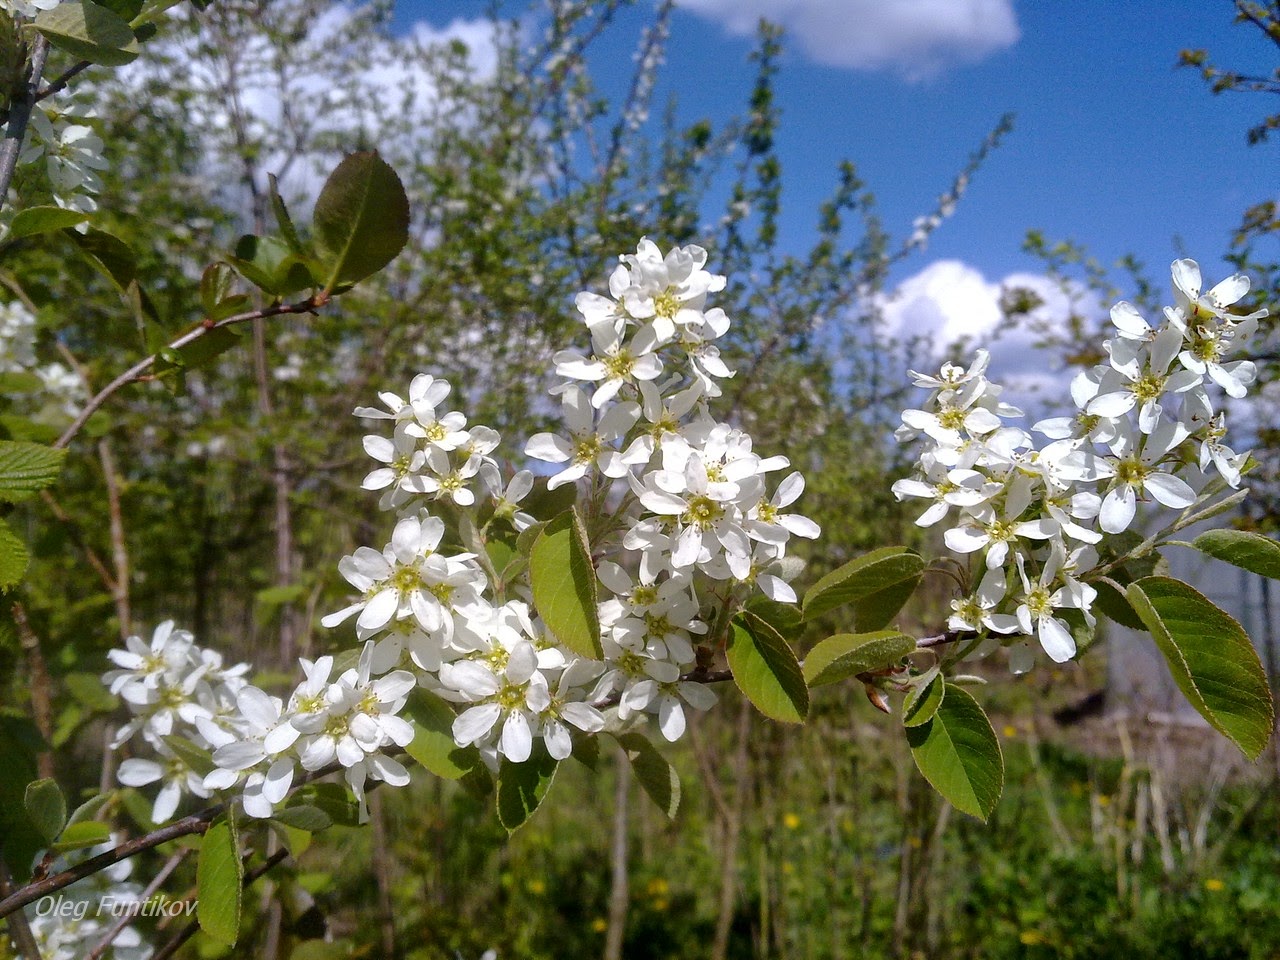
[1,153,1276,954]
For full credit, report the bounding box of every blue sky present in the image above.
[397,1,1275,354]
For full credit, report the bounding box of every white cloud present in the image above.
[677,0,1018,79]
[879,259,1099,412]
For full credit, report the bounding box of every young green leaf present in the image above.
[727,612,808,723]
[403,688,483,780]
[0,519,30,591]
[24,778,67,843]
[496,746,559,833]
[268,173,307,255]
[6,206,90,241]
[312,152,410,290]
[1126,576,1274,760]
[66,228,138,291]
[197,815,243,946]
[49,820,112,853]
[802,631,915,687]
[906,685,1003,821]
[1192,529,1280,581]
[0,441,66,503]
[271,805,332,833]
[529,508,602,659]
[902,669,944,728]
[35,1,139,65]
[615,732,680,819]
[802,546,922,627]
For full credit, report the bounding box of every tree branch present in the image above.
[54,296,322,450]
[0,36,51,210]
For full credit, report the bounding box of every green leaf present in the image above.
[49,819,111,852]
[271,805,331,833]
[162,735,215,777]
[802,631,915,688]
[66,792,111,826]
[0,714,42,880]
[616,733,680,819]
[1193,529,1280,580]
[197,815,243,946]
[0,440,66,503]
[229,235,316,297]
[269,173,307,256]
[199,263,251,321]
[496,745,558,833]
[403,688,482,780]
[6,206,90,241]
[802,546,923,627]
[727,612,808,723]
[529,508,602,659]
[312,152,410,290]
[34,1,139,66]
[0,519,30,591]
[291,784,361,828]
[24,778,67,843]
[902,670,944,728]
[742,596,804,642]
[1126,577,1274,760]
[66,228,137,290]
[906,685,1003,821]
[64,672,118,712]
[96,0,144,21]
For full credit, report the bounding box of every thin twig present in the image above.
[84,851,186,960]
[54,297,322,450]
[0,36,51,208]
[36,60,92,102]
[0,756,342,919]
[0,860,41,960]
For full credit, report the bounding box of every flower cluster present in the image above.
[105,622,414,824]
[0,298,86,423]
[327,240,817,757]
[16,102,107,218]
[892,258,1265,666]
[103,240,818,825]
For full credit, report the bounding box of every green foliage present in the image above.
[34,0,140,66]
[0,440,66,503]
[902,668,944,727]
[802,630,915,687]
[5,206,91,241]
[1192,528,1280,580]
[496,745,559,834]
[49,819,111,852]
[404,688,484,781]
[802,546,922,626]
[197,814,244,946]
[23,777,66,843]
[614,732,680,820]
[312,151,411,291]
[727,611,808,723]
[1126,576,1274,760]
[905,684,1003,821]
[528,508,602,660]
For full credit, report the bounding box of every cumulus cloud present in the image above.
[878,259,1100,413]
[677,0,1018,79]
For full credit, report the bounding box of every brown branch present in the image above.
[0,36,51,209]
[0,756,345,920]
[35,59,92,103]
[54,296,323,450]
[11,602,55,780]
[98,439,133,636]
[38,490,119,595]
[0,860,41,960]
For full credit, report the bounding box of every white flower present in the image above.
[554,320,665,408]
[524,387,641,489]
